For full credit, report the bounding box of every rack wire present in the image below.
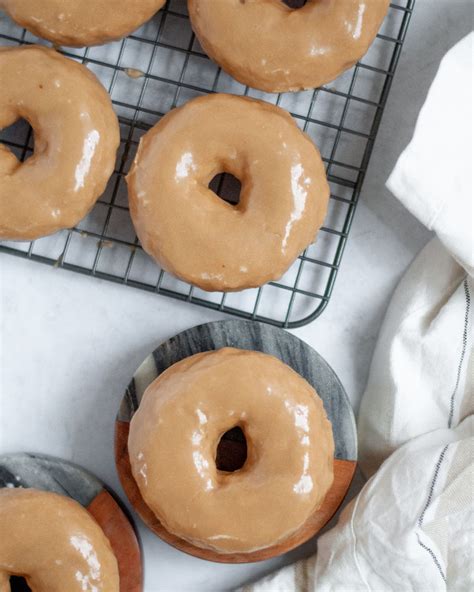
[0,0,415,328]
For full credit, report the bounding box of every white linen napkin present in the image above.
[358,31,473,475]
[384,33,473,276]
[243,417,473,592]
[242,32,473,592]
[358,238,472,477]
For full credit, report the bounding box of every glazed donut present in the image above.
[0,0,166,47]
[188,0,391,93]
[127,94,329,292]
[0,488,119,591]
[128,348,334,554]
[0,45,119,241]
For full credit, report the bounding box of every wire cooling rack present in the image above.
[0,0,415,328]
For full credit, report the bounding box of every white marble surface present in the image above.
[0,1,472,590]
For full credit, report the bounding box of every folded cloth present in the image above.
[385,33,473,275]
[358,238,472,477]
[241,32,473,592]
[358,32,473,476]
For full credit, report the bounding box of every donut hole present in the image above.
[9,576,32,592]
[0,117,35,165]
[208,173,242,206]
[216,426,247,472]
[282,0,308,8]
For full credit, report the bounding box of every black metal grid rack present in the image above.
[0,0,415,328]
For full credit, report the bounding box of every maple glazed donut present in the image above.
[128,348,334,554]
[0,45,119,241]
[188,0,391,92]
[0,488,119,591]
[0,0,166,47]
[127,94,329,292]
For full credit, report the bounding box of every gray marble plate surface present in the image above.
[0,452,102,505]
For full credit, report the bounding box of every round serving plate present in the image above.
[0,452,142,591]
[115,319,357,563]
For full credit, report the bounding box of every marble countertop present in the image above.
[1,1,472,590]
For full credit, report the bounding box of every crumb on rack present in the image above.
[98,240,114,249]
[125,68,145,79]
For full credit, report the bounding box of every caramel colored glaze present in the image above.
[0,0,166,47]
[126,94,329,292]
[0,488,120,592]
[117,420,354,563]
[0,45,119,241]
[188,0,391,93]
[128,348,334,554]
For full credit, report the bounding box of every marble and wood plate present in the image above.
[115,319,357,563]
[0,452,142,592]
